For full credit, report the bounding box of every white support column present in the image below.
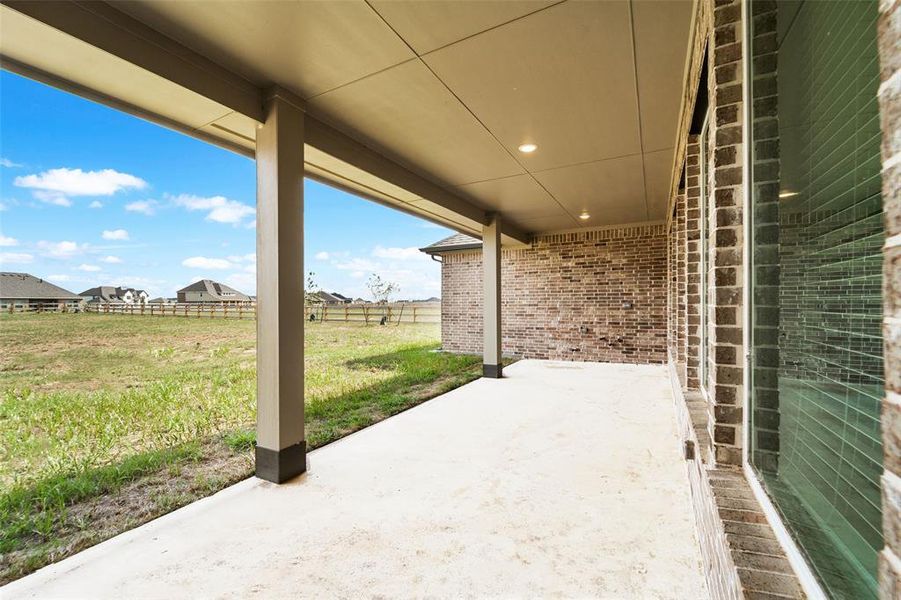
[483,213,503,378]
[255,88,306,483]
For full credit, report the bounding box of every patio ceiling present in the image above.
[0,0,694,239]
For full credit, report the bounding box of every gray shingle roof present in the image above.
[419,233,482,255]
[177,279,250,300]
[0,273,80,299]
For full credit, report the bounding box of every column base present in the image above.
[255,441,307,483]
[483,363,503,378]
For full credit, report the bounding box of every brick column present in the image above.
[708,0,744,466]
[677,189,688,387]
[686,135,703,390]
[879,0,901,596]
[668,191,688,380]
[747,0,780,476]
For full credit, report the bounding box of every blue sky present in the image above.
[0,70,451,300]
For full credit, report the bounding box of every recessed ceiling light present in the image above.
[518,143,537,154]
[779,191,799,199]
[579,211,590,220]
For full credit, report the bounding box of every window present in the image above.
[748,1,884,597]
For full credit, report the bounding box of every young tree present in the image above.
[367,273,399,304]
[305,271,321,305]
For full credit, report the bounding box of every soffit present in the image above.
[307,59,525,188]
[5,0,695,236]
[367,0,557,55]
[0,6,230,131]
[422,0,641,173]
[114,0,693,232]
[115,1,415,98]
[533,154,650,227]
[457,175,564,222]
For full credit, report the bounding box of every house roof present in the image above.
[314,290,346,303]
[0,272,81,300]
[177,279,250,300]
[419,233,482,255]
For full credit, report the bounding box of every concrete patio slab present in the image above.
[4,360,708,599]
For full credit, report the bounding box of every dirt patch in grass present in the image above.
[0,437,254,584]
[0,358,481,585]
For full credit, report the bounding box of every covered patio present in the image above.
[4,361,707,599]
[4,0,898,597]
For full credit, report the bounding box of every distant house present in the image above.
[80,286,149,305]
[0,272,83,311]
[177,279,250,303]
[314,291,351,305]
[148,297,176,305]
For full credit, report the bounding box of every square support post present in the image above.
[255,88,306,483]
[482,214,502,378]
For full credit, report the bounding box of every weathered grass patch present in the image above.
[0,313,482,582]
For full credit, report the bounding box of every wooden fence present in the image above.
[85,302,257,320]
[305,302,440,324]
[3,301,82,314]
[73,301,441,323]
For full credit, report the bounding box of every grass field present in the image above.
[0,313,481,582]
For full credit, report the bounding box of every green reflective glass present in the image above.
[748,1,884,598]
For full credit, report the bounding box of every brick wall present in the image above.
[686,135,703,391]
[879,0,901,596]
[708,0,745,467]
[439,223,667,364]
[668,193,688,380]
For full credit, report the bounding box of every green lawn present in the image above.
[0,313,481,582]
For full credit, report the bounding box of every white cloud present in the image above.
[125,200,157,215]
[101,255,123,264]
[47,274,72,282]
[0,235,18,247]
[37,240,86,259]
[102,229,129,241]
[89,200,103,209]
[34,192,73,207]
[317,244,442,300]
[1,158,22,168]
[0,252,33,265]
[226,253,255,263]
[14,168,146,206]
[333,257,379,272]
[315,251,330,260]
[225,272,255,295]
[169,193,254,225]
[245,220,256,229]
[77,263,101,272]
[182,256,232,270]
[372,245,428,261]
